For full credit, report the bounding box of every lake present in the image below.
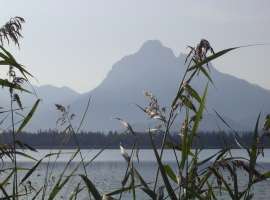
[2,149,270,199]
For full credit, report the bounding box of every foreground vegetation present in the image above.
[1,17,270,199]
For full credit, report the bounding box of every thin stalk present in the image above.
[153,65,194,192]
[10,94,18,200]
[185,109,189,200]
[153,129,167,192]
[119,137,137,200]
[42,129,58,199]
[64,112,87,177]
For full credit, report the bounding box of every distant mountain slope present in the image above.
[0,84,81,131]
[65,40,270,132]
[1,40,269,133]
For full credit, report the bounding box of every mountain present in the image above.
[1,40,269,133]
[0,84,80,131]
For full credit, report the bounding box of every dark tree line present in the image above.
[1,129,269,149]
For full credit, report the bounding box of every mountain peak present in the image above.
[139,40,163,51]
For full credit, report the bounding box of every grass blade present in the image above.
[150,134,177,200]
[165,142,196,158]
[0,183,10,198]
[31,186,43,200]
[86,129,127,166]
[163,165,177,183]
[250,112,260,168]
[48,150,79,199]
[187,47,239,72]
[20,159,43,184]
[0,78,32,94]
[15,99,41,135]
[140,187,157,199]
[77,174,102,200]
[131,165,136,200]
[187,82,208,150]
[191,59,215,87]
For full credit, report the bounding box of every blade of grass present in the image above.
[31,186,43,200]
[131,165,136,200]
[191,59,215,87]
[180,110,189,170]
[48,150,79,199]
[182,187,205,200]
[249,112,260,169]
[140,187,157,200]
[187,46,243,72]
[206,180,217,200]
[163,165,177,183]
[20,159,43,184]
[187,82,208,150]
[106,183,145,196]
[77,174,102,200]
[86,129,127,166]
[15,99,41,135]
[0,78,32,94]
[0,183,9,198]
[165,142,196,158]
[150,133,177,200]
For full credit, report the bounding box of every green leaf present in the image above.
[15,99,40,135]
[86,129,127,166]
[206,181,217,200]
[131,165,136,200]
[0,183,9,199]
[68,185,86,200]
[0,78,32,94]
[187,47,240,72]
[165,142,196,158]
[150,134,178,200]
[31,186,43,200]
[0,45,36,80]
[0,113,9,126]
[252,170,270,184]
[48,150,79,199]
[190,59,215,87]
[75,96,91,133]
[179,95,197,113]
[0,45,17,63]
[250,112,261,169]
[106,184,145,196]
[172,68,198,107]
[0,60,10,65]
[140,187,157,199]
[188,87,201,104]
[14,151,39,162]
[180,111,189,170]
[183,187,205,200]
[20,159,43,184]
[78,174,102,200]
[163,165,177,183]
[1,169,15,186]
[187,82,208,150]
[0,52,14,64]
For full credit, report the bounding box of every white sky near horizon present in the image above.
[1,1,270,94]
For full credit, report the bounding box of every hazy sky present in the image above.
[1,1,270,94]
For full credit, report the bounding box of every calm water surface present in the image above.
[2,149,270,199]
